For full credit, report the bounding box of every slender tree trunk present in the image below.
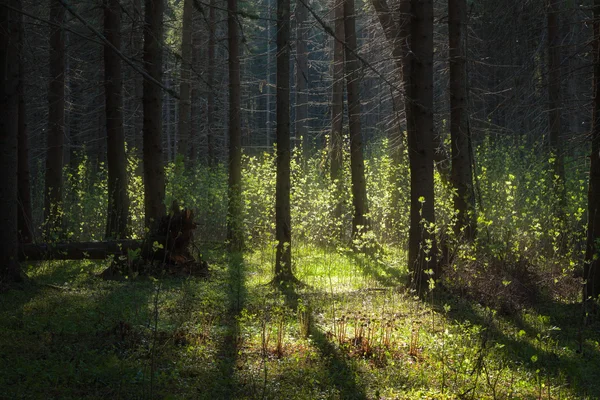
[295,0,309,158]
[275,0,294,281]
[133,0,144,169]
[547,0,566,211]
[0,0,22,282]
[45,0,66,237]
[227,0,243,250]
[143,0,166,228]
[104,0,129,239]
[207,0,216,167]
[584,0,600,301]
[407,0,437,293]
[330,0,344,222]
[449,0,475,240]
[17,2,32,244]
[178,0,193,163]
[343,0,370,238]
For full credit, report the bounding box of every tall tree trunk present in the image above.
[343,0,370,239]
[17,1,32,244]
[275,0,294,282]
[45,0,66,237]
[295,0,309,158]
[449,0,475,240]
[227,0,243,250]
[0,0,22,282]
[330,0,344,222]
[143,0,166,228]
[133,0,144,171]
[104,0,129,239]
[207,0,216,167]
[547,0,566,211]
[584,0,600,301]
[407,0,437,293]
[178,0,193,164]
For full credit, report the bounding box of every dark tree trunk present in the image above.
[133,0,144,169]
[17,1,32,244]
[407,0,437,293]
[547,0,566,210]
[0,0,23,282]
[330,0,344,221]
[295,0,309,157]
[227,0,244,250]
[584,0,600,301]
[104,0,129,239]
[143,0,166,228]
[44,0,66,237]
[343,0,370,238]
[275,0,294,281]
[207,0,216,167]
[178,0,193,163]
[449,0,475,240]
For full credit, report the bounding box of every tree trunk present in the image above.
[133,0,144,171]
[330,0,344,222]
[207,0,216,167]
[547,0,566,211]
[407,0,437,293]
[17,1,32,244]
[295,0,309,158]
[275,0,294,282]
[143,0,166,228]
[449,0,475,240]
[227,0,244,250]
[0,0,22,283]
[44,0,66,238]
[343,0,370,239]
[584,0,600,301]
[178,0,193,163]
[104,0,130,239]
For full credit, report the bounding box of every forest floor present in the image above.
[2,244,600,399]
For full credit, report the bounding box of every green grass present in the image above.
[1,244,600,399]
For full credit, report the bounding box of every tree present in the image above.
[343,0,370,239]
[584,0,600,301]
[547,0,566,212]
[295,0,309,157]
[206,0,216,167]
[177,0,193,163]
[227,0,244,250]
[275,0,295,282]
[44,0,66,237]
[449,0,475,240]
[104,0,129,239]
[407,0,437,292]
[330,0,344,222]
[0,0,23,282]
[143,0,166,228]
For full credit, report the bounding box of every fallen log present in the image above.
[20,240,151,261]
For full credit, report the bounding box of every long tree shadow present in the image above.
[348,251,408,288]
[279,285,368,400]
[201,252,247,399]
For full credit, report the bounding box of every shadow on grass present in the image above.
[348,251,408,288]
[440,290,600,398]
[200,252,247,399]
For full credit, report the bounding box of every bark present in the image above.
[143,0,166,228]
[227,0,244,250]
[330,0,344,221]
[449,0,475,240]
[17,1,32,244]
[0,0,22,282]
[407,0,437,293]
[275,0,294,281]
[344,0,370,238]
[44,0,66,237]
[133,0,144,168]
[547,0,566,211]
[178,0,193,163]
[207,0,216,167]
[584,0,600,301]
[104,0,130,239]
[295,0,309,157]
